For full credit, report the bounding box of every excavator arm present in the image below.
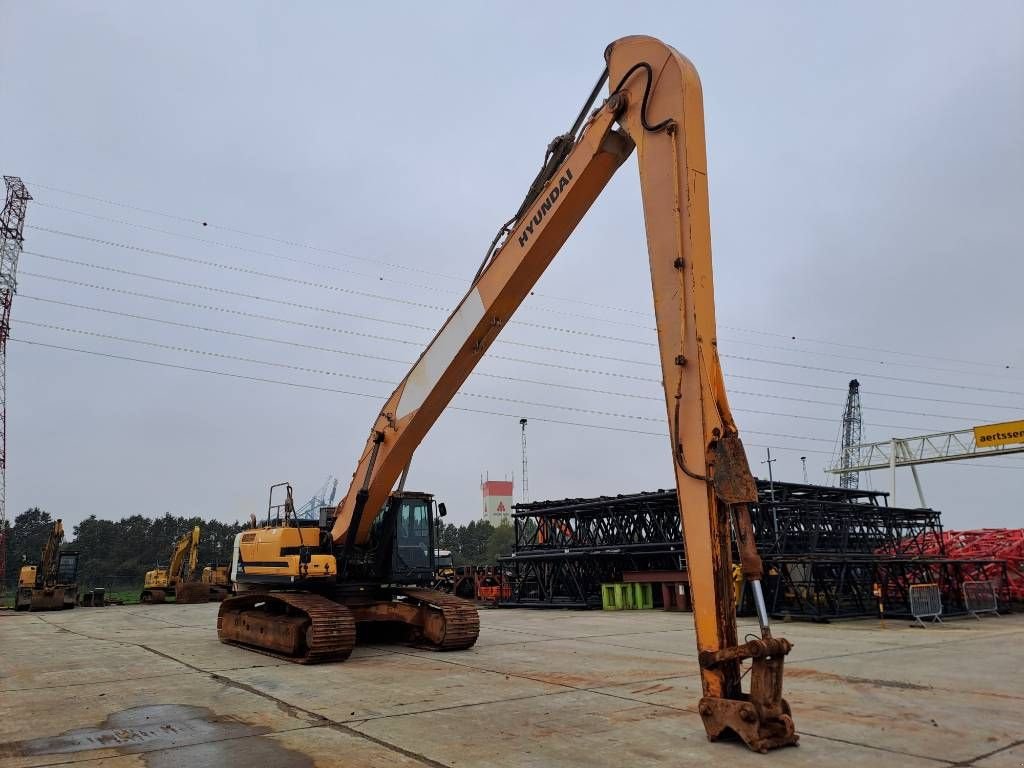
[328,35,796,751]
[38,520,65,587]
[168,526,201,585]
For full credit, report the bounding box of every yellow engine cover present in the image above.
[18,565,37,588]
[237,526,336,581]
[144,568,170,589]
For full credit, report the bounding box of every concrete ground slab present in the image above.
[0,674,322,767]
[417,635,698,688]
[352,687,940,768]
[792,630,1024,697]
[976,742,1024,767]
[1,603,1021,767]
[594,669,1021,765]
[10,725,439,768]
[220,650,567,722]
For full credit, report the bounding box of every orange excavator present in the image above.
[217,35,797,752]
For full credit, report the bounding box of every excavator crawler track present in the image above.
[217,592,356,664]
[140,589,166,604]
[398,588,480,650]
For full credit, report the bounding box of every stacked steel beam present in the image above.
[499,490,685,608]
[500,480,1011,618]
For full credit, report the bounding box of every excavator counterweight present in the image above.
[219,35,797,752]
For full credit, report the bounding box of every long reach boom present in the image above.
[328,35,797,751]
[223,35,796,752]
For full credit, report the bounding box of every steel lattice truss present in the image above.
[839,379,863,489]
[763,556,1011,619]
[0,176,31,591]
[752,480,943,557]
[500,490,684,608]
[830,428,1024,473]
[500,480,1013,619]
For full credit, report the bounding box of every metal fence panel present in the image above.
[962,580,999,619]
[909,583,943,627]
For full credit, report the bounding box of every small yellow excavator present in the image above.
[141,526,209,604]
[218,35,797,751]
[15,520,79,611]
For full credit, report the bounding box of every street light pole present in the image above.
[762,448,778,545]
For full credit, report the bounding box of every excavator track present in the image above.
[140,589,166,604]
[217,592,356,664]
[397,588,480,650]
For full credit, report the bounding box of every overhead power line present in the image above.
[23,251,1024,395]
[18,294,656,400]
[30,230,659,348]
[728,387,985,423]
[20,271,1022,415]
[11,336,840,456]
[16,308,956,434]
[17,295,994,425]
[27,182,1019,372]
[721,323,1015,371]
[24,253,658,367]
[719,335,1024,383]
[28,332,1022,476]
[724,354,1024,398]
[21,319,853,444]
[29,225,1024,383]
[19,272,656,382]
[31,204,661,332]
[26,251,438,333]
[725,372,1021,412]
[29,186,465,281]
[18,332,1021,477]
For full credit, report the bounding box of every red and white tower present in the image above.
[0,176,31,589]
[481,477,514,526]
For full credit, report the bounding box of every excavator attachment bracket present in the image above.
[698,637,799,752]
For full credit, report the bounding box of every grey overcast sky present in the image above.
[1,1,1021,531]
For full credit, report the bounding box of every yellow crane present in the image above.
[16,520,79,611]
[217,35,797,751]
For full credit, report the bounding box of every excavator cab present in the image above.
[389,491,438,585]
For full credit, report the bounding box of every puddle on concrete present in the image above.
[0,703,313,767]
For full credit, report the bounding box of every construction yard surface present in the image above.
[0,604,1021,768]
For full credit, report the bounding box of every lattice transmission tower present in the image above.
[0,176,31,589]
[839,378,863,489]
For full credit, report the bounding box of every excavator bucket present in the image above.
[174,581,212,604]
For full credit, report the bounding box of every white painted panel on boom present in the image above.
[397,288,485,420]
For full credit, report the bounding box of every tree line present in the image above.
[436,520,515,565]
[2,508,518,589]
[2,507,243,589]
